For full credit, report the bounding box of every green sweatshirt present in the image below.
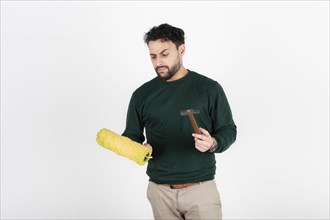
[122,70,236,184]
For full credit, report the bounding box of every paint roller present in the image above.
[96,128,152,165]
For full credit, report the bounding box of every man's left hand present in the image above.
[192,128,214,152]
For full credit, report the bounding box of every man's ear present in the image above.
[179,44,186,55]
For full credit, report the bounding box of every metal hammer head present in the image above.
[180,109,201,134]
[180,109,200,116]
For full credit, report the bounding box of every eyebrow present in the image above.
[150,49,169,56]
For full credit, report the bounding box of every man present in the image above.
[122,23,237,220]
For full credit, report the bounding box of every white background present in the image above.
[1,1,329,219]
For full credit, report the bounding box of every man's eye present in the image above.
[162,53,169,57]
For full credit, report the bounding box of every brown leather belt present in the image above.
[163,183,199,189]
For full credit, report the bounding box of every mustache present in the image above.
[156,66,169,71]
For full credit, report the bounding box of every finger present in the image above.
[195,144,209,152]
[195,142,210,153]
[144,143,153,152]
[144,143,152,147]
[192,133,204,140]
[194,137,204,142]
[194,137,208,147]
[193,134,210,144]
[195,138,209,147]
[199,127,211,137]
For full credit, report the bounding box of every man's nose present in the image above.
[155,57,163,67]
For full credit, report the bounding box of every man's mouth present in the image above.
[157,66,168,73]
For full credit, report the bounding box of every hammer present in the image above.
[180,109,201,134]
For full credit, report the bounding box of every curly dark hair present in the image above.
[144,23,185,48]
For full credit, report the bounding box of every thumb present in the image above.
[144,143,153,153]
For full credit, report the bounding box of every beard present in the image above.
[155,59,182,81]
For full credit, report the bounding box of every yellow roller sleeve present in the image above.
[96,128,152,165]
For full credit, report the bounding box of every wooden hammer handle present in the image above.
[188,113,201,134]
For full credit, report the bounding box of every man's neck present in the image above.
[166,66,188,82]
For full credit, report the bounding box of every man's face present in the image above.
[148,39,185,81]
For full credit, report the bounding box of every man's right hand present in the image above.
[144,143,153,155]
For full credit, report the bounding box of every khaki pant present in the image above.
[147,180,222,220]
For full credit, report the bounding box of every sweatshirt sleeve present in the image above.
[209,82,237,153]
[122,91,145,144]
